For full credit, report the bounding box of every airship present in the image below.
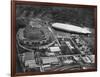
[52,23,91,34]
